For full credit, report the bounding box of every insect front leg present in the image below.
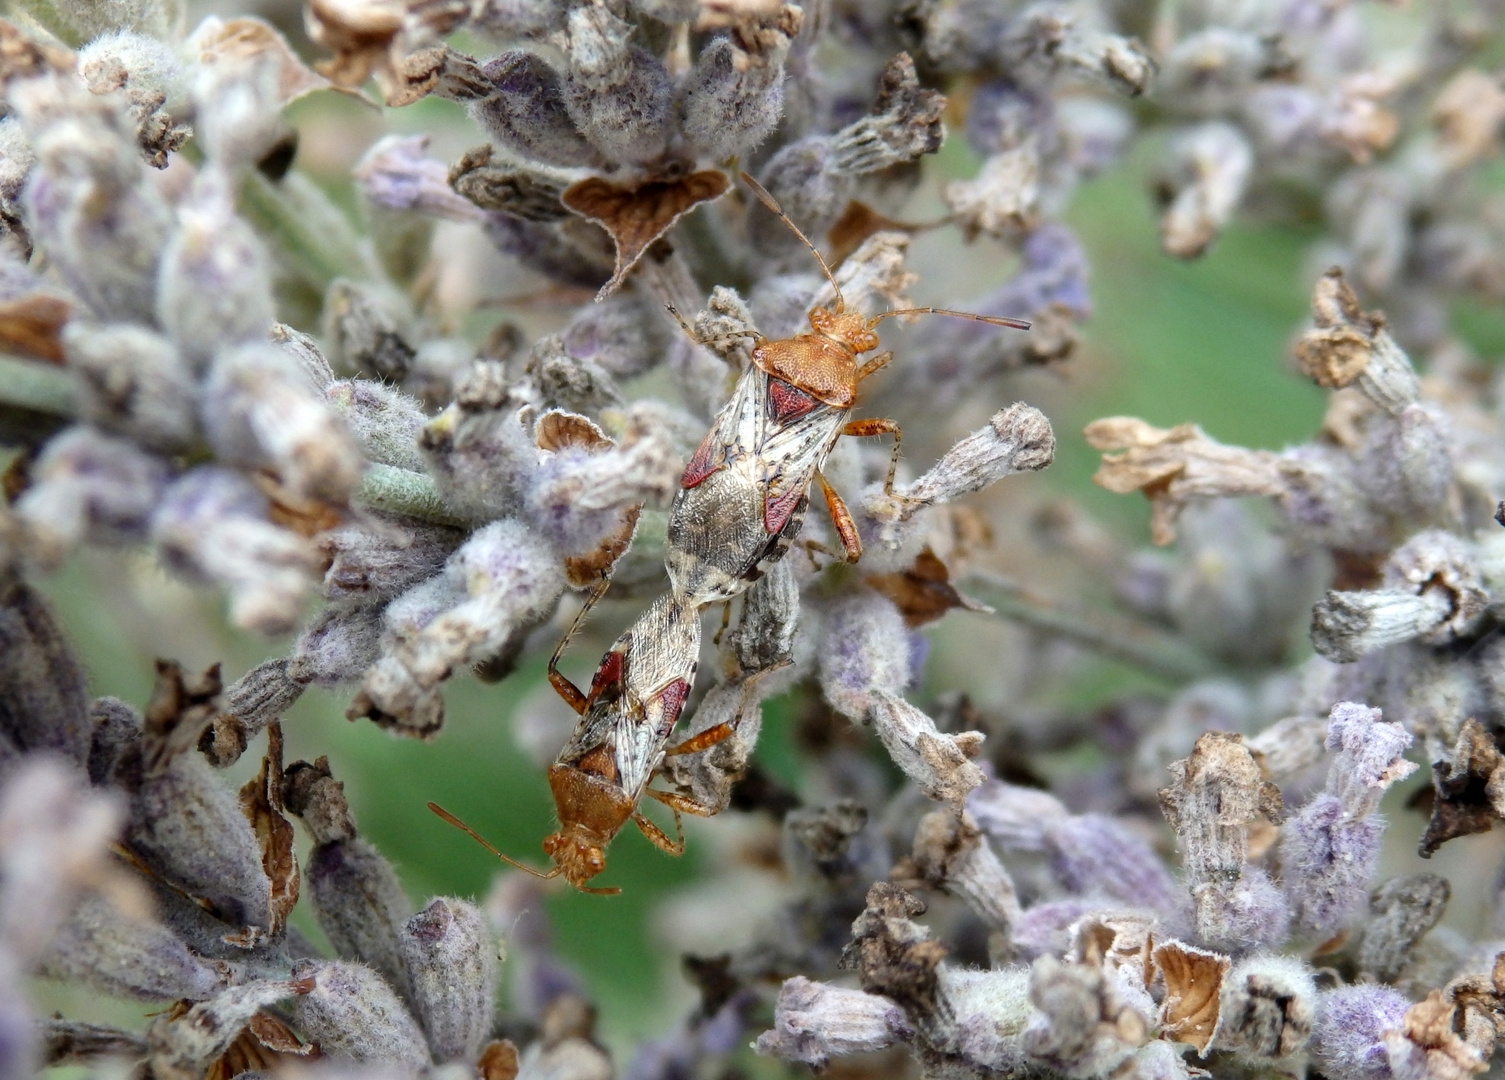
[548,576,613,716]
[841,417,905,495]
[632,809,685,856]
[856,350,893,381]
[815,470,863,563]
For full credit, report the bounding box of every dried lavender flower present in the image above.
[399,898,497,1063]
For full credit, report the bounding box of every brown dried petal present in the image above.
[204,1013,316,1080]
[188,16,331,104]
[282,756,357,845]
[479,1039,521,1080]
[1385,989,1491,1080]
[1084,418,1283,544]
[562,171,730,301]
[1154,941,1229,1053]
[0,293,68,364]
[841,883,949,1040]
[0,19,72,84]
[146,980,307,1080]
[826,200,919,269]
[1419,719,1505,856]
[1432,69,1505,168]
[142,661,225,772]
[535,410,614,453]
[866,549,990,628]
[224,722,297,947]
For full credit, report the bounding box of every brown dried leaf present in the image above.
[479,1038,521,1080]
[0,292,69,364]
[563,170,730,301]
[865,548,989,627]
[1419,718,1505,856]
[187,17,330,104]
[143,661,224,772]
[1084,418,1283,544]
[1154,941,1229,1053]
[0,19,72,83]
[226,723,298,946]
[254,471,346,538]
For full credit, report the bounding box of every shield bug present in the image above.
[663,173,1031,608]
[431,585,730,893]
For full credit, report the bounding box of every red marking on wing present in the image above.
[767,376,818,426]
[764,483,805,535]
[656,678,691,734]
[680,430,723,488]
[586,648,626,705]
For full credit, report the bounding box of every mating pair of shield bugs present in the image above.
[432,173,1030,893]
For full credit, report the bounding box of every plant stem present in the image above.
[0,355,74,418]
[967,570,1216,683]
[357,463,472,528]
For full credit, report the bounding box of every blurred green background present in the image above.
[32,87,1505,1054]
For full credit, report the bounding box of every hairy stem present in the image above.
[967,570,1216,683]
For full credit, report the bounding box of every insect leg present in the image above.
[841,417,905,495]
[710,600,732,647]
[663,304,759,354]
[816,470,863,563]
[547,575,613,716]
[644,787,722,816]
[856,350,893,381]
[664,721,738,757]
[632,809,685,856]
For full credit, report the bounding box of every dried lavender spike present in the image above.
[290,959,432,1068]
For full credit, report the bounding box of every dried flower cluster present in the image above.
[3,0,1505,1079]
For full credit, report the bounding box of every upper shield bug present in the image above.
[663,172,1031,609]
[431,585,729,893]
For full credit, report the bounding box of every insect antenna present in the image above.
[428,802,561,881]
[738,171,845,308]
[869,307,1032,331]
